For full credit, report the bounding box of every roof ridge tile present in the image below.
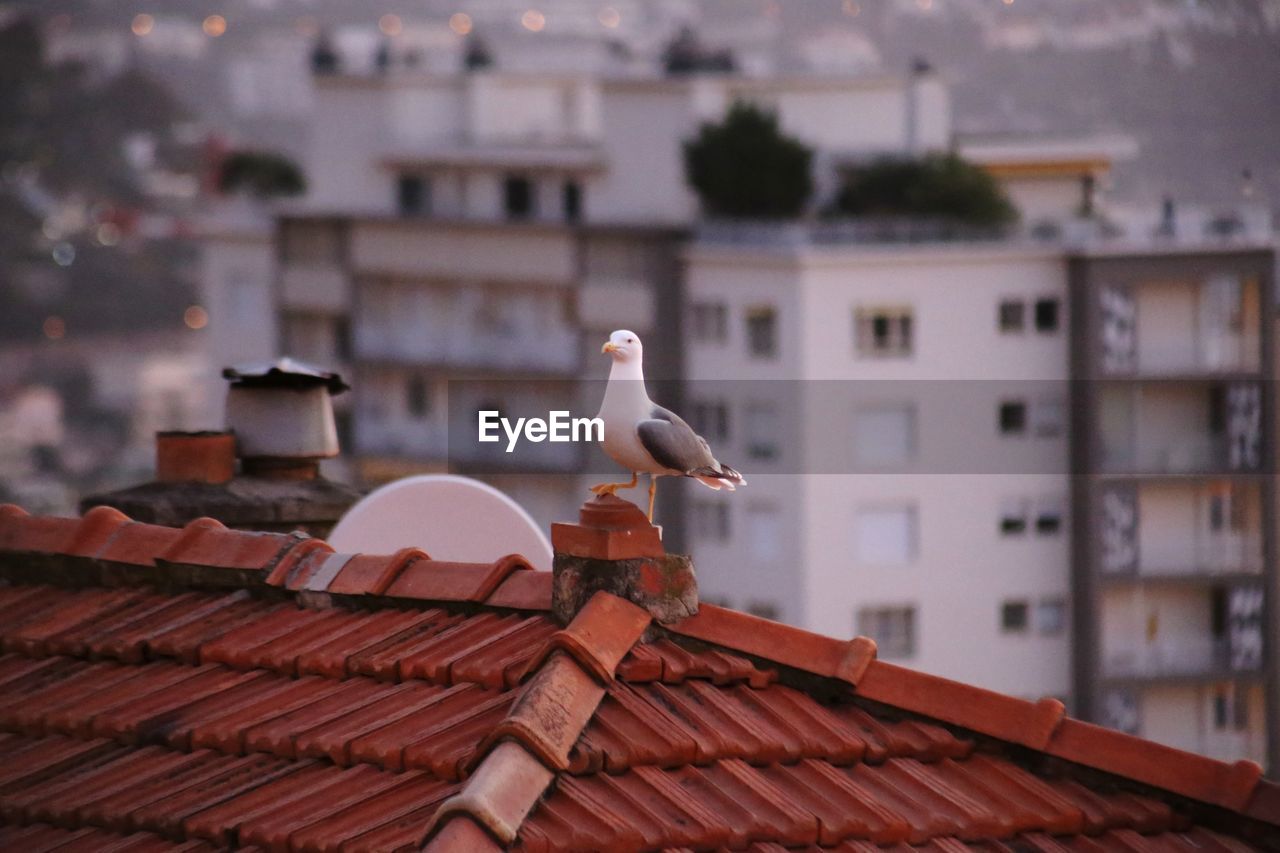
[326,548,427,596]
[665,603,878,688]
[857,661,1066,751]
[384,554,534,605]
[517,591,652,684]
[422,591,652,850]
[264,537,334,587]
[1044,717,1263,813]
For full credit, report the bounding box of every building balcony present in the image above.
[1103,638,1237,681]
[1099,436,1237,476]
[350,220,577,284]
[353,328,579,376]
[1121,333,1261,378]
[280,264,348,313]
[354,418,583,473]
[693,204,1272,251]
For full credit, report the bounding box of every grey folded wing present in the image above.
[636,405,721,475]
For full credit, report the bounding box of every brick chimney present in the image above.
[81,359,360,538]
[550,494,698,626]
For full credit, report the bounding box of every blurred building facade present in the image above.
[197,51,1277,769]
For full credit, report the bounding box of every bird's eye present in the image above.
[627,337,635,343]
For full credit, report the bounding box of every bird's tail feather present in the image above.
[689,464,746,488]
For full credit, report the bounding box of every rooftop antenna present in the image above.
[328,474,553,570]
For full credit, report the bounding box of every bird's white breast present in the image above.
[597,366,667,473]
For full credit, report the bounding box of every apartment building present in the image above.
[1068,247,1276,769]
[201,56,956,530]
[681,222,1277,769]
[198,44,1276,768]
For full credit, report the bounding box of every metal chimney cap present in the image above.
[222,357,349,395]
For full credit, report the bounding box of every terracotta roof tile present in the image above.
[0,505,1275,852]
[519,591,651,683]
[1045,717,1262,812]
[324,548,423,595]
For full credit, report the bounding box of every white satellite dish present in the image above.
[328,475,554,570]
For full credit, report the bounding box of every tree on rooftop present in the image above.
[683,102,814,219]
[833,153,1018,227]
[216,150,306,199]
[662,26,736,75]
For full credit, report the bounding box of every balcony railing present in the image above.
[1100,436,1231,475]
[1131,333,1261,376]
[1104,638,1239,679]
[355,418,582,472]
[695,204,1272,250]
[354,328,579,375]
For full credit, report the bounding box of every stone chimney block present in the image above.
[550,495,698,626]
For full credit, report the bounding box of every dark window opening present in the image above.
[562,181,582,222]
[504,175,534,220]
[1036,513,1062,534]
[1001,601,1029,633]
[407,376,429,418]
[746,308,778,358]
[999,300,1024,332]
[1034,298,1060,332]
[397,175,429,217]
[999,401,1027,434]
[1210,587,1228,639]
[1000,516,1027,535]
[1208,386,1227,434]
[333,317,352,362]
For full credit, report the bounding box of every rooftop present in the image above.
[0,500,1276,852]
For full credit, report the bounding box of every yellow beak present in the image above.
[602,341,619,354]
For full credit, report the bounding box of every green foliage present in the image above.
[833,153,1018,227]
[217,150,306,198]
[683,102,814,219]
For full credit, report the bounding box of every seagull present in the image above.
[593,329,745,521]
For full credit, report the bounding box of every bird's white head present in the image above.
[601,329,642,364]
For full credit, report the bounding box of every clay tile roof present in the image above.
[0,503,1277,852]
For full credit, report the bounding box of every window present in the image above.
[1034,298,1060,332]
[406,376,430,418]
[1035,496,1063,534]
[855,506,917,565]
[562,180,582,222]
[998,300,1025,332]
[1031,399,1065,437]
[857,606,916,658]
[746,504,782,563]
[397,175,429,216]
[690,302,728,343]
[744,403,779,460]
[690,401,730,442]
[999,497,1029,535]
[503,175,534,219]
[746,307,778,358]
[999,401,1027,435]
[747,601,780,621]
[1036,598,1067,635]
[1000,600,1029,633]
[855,307,913,357]
[333,316,352,362]
[1212,683,1250,731]
[692,501,730,542]
[853,405,915,468]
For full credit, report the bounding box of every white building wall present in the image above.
[590,87,701,225]
[684,245,1073,699]
[305,81,394,212]
[198,226,278,423]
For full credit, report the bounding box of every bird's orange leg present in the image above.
[647,476,657,522]
[589,471,638,497]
